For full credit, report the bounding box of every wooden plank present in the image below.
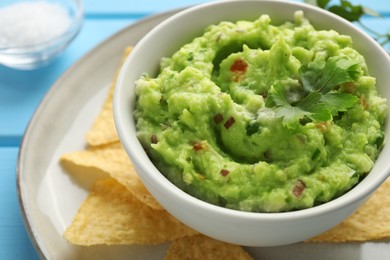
[82,0,390,16]
[83,0,211,16]
[0,148,39,260]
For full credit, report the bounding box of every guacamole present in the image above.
[134,11,387,212]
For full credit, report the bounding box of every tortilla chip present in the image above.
[88,140,122,150]
[64,178,197,246]
[60,145,163,211]
[86,47,132,147]
[306,178,390,242]
[165,235,253,260]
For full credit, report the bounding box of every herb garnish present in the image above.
[246,121,261,136]
[305,0,390,47]
[265,57,361,128]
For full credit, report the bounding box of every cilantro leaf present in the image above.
[266,84,310,128]
[319,92,359,115]
[296,90,322,110]
[327,1,364,22]
[275,105,310,128]
[305,0,389,48]
[265,57,361,128]
[265,83,288,107]
[314,57,361,94]
[317,0,331,9]
[305,0,367,22]
[300,66,320,94]
[308,107,333,122]
[297,93,332,122]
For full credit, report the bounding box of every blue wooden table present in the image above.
[0,0,389,259]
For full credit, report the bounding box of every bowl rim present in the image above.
[0,0,84,51]
[114,0,390,220]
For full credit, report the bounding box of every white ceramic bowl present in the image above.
[0,0,83,69]
[114,0,390,246]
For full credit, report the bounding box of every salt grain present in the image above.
[0,1,72,47]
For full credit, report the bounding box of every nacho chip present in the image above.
[64,178,197,245]
[165,235,253,260]
[86,47,132,147]
[60,145,163,211]
[306,178,390,242]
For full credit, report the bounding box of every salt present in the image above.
[0,1,72,47]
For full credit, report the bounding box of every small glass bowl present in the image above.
[0,0,83,70]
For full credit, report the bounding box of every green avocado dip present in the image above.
[134,11,387,212]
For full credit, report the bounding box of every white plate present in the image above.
[17,8,390,260]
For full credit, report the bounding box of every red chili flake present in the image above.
[213,113,224,124]
[220,169,230,177]
[230,59,248,73]
[224,116,235,129]
[150,134,158,144]
[292,180,306,199]
[193,142,204,151]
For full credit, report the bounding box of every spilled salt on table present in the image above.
[0,1,72,47]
